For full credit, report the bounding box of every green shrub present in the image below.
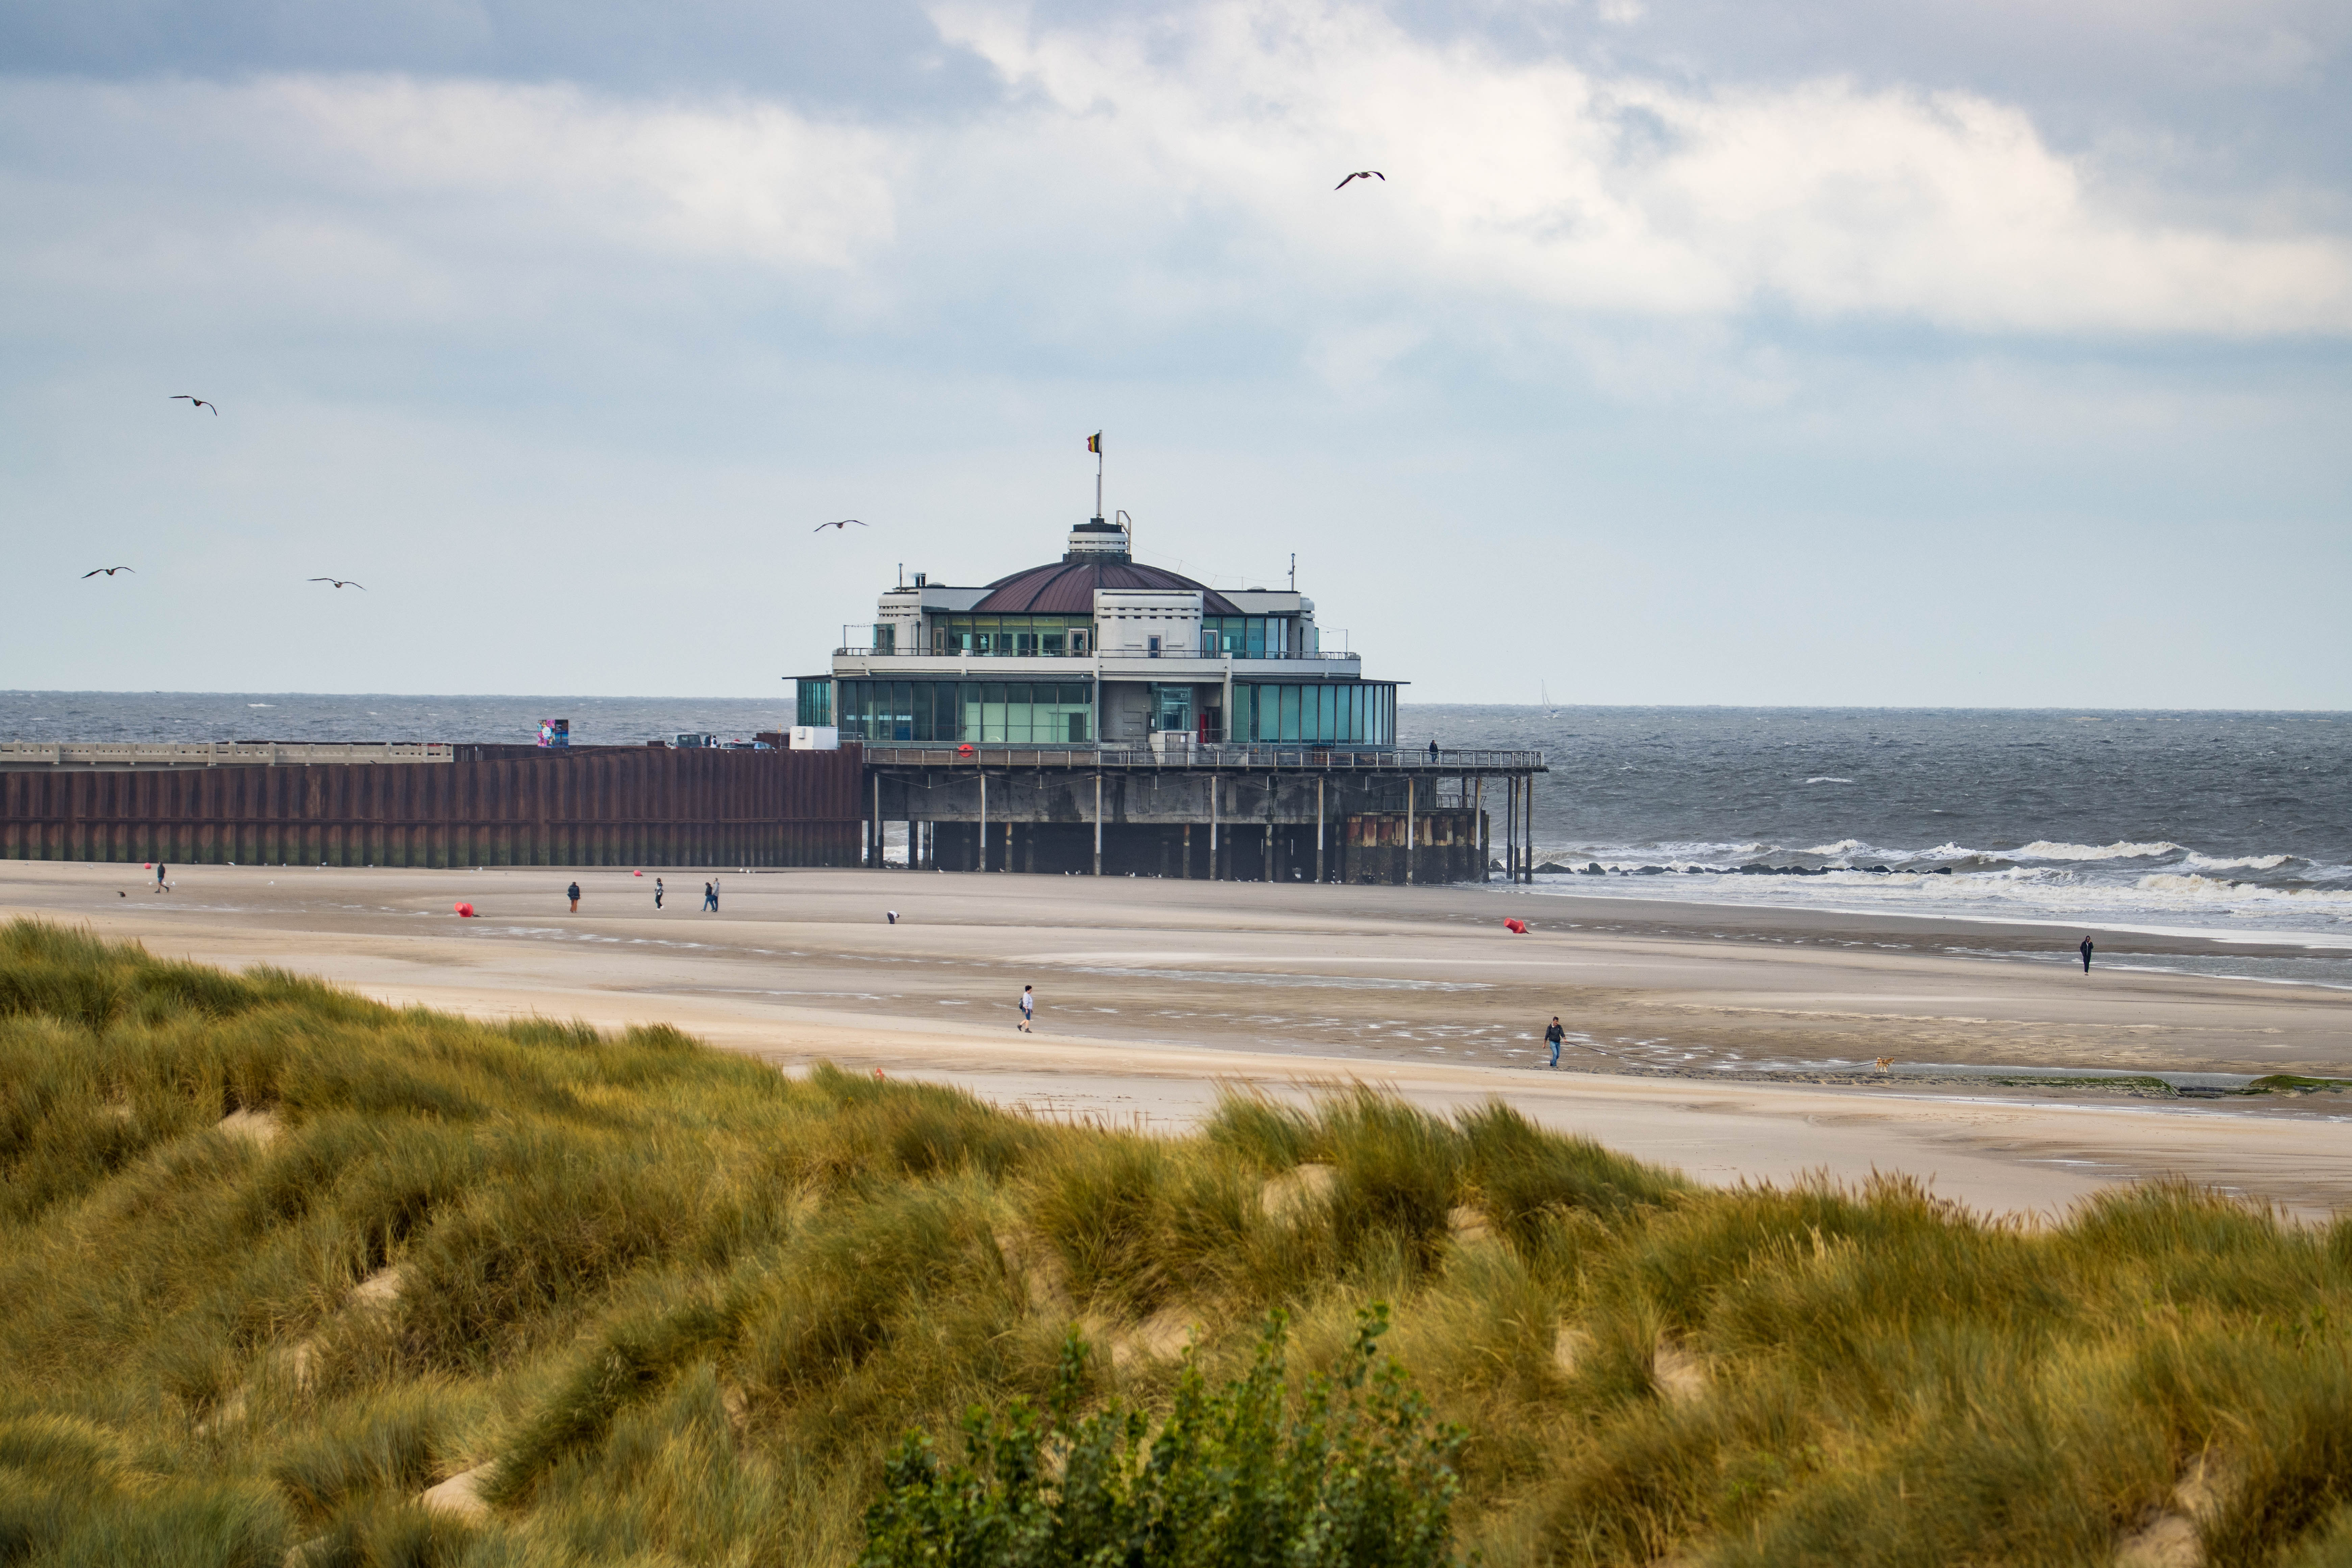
[859,1306,1467,1568]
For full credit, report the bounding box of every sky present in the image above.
[2,0,2348,707]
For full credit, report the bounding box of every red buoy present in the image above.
[455,902,476,918]
[1503,918,1527,934]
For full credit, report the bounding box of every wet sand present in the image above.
[6,860,2348,1219]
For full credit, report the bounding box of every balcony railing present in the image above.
[856,745,1544,771]
[830,646,1361,660]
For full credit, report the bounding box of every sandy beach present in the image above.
[6,859,2348,1219]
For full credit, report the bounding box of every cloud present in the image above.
[934,0,2352,336]
[3,0,2345,355]
[0,71,900,330]
[257,75,903,269]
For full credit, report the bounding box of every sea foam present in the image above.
[2010,840,2183,862]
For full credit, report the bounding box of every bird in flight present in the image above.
[82,566,135,578]
[814,518,867,532]
[171,395,218,414]
[308,577,366,590]
[1335,171,1385,189]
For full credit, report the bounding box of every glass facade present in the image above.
[1235,682,1393,744]
[832,680,1095,743]
[796,679,832,727]
[929,615,1094,657]
[1199,617,1314,657]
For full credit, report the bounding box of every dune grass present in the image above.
[5,917,2352,1566]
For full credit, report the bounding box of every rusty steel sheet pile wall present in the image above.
[0,746,864,868]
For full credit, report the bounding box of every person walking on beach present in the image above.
[1544,1016,1565,1069]
[2080,936,2094,973]
[154,862,168,892]
[566,880,581,913]
[1018,984,1035,1033]
[654,877,664,911]
[710,877,721,912]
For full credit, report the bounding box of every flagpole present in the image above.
[1096,442,1104,520]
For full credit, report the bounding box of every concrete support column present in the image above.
[977,773,987,872]
[1475,777,1487,881]
[1405,776,1415,886]
[1505,775,1517,883]
[869,775,881,869]
[1093,773,1103,876]
[1262,774,1274,882]
[1005,821,1014,874]
[1208,777,1219,880]
[1522,773,1535,883]
[1315,775,1325,885]
[1182,822,1192,879]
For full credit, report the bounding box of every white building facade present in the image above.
[795,517,1397,749]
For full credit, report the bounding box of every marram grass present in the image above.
[4,917,2352,1566]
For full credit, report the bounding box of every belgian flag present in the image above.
[1086,432,1102,454]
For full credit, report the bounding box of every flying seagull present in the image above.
[814,518,868,532]
[1335,171,1385,189]
[82,566,135,578]
[308,577,366,590]
[170,395,218,414]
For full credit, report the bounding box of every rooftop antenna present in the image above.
[897,562,904,587]
[1289,552,1296,591]
[1116,508,1133,558]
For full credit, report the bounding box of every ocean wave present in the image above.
[1804,777,1853,785]
[2134,874,2352,904]
[1804,838,1870,856]
[2183,853,2292,872]
[2009,839,2184,862]
[1520,856,2352,940]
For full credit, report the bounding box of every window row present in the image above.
[830,680,1096,744]
[925,615,1096,657]
[1200,617,1315,658]
[1235,683,1394,744]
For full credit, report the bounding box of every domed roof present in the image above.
[973,558,1242,616]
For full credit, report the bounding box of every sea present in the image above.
[7,692,2350,961]
[1415,705,2352,986]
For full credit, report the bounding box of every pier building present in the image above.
[795,512,1545,883]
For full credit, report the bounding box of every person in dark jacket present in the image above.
[1544,1016,1566,1069]
[654,877,664,910]
[2079,936,2094,973]
[567,880,581,913]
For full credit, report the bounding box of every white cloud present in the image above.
[258,76,903,269]
[4,3,2343,348]
[933,0,2352,336]
[2,72,900,281]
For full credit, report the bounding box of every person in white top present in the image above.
[1018,985,1035,1032]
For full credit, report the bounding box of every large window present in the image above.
[796,679,833,727]
[1234,683,1392,745]
[834,679,1094,743]
[1200,617,1302,658]
[929,615,1094,657]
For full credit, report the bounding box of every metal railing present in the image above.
[862,745,1544,771]
[829,646,1361,661]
